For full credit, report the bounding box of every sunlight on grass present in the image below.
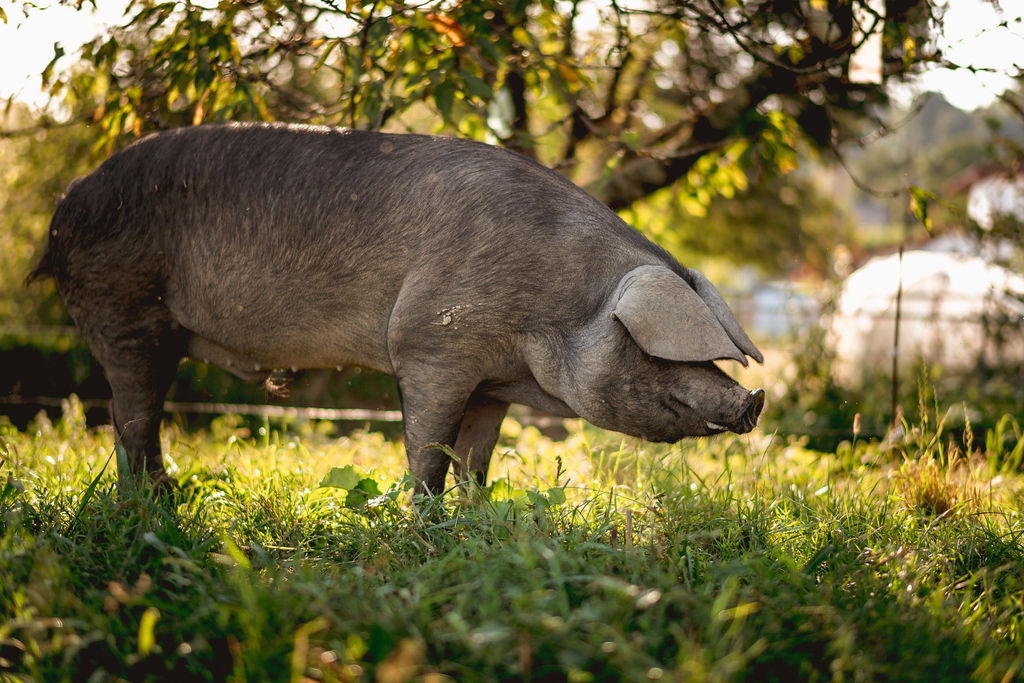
[1,398,1023,681]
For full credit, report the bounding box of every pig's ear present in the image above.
[611,265,752,366]
[684,268,764,364]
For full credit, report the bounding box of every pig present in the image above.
[31,122,764,494]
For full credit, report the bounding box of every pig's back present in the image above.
[97,121,651,270]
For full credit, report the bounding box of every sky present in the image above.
[897,0,1024,110]
[0,0,1022,113]
[0,1,128,108]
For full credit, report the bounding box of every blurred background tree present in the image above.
[0,104,93,326]
[3,0,1022,443]
[12,0,947,281]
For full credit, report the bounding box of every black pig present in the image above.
[33,123,764,493]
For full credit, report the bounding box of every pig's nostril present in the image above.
[748,389,765,416]
[743,389,765,429]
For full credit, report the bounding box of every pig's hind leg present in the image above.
[105,340,183,489]
[62,287,184,489]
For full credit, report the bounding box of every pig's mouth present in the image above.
[697,388,765,436]
[654,388,765,441]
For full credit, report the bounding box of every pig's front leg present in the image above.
[387,285,499,495]
[396,371,473,495]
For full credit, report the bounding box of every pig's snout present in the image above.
[732,389,765,434]
[697,388,764,436]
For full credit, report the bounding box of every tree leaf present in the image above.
[425,13,468,47]
[41,43,66,86]
[459,70,493,101]
[908,186,935,232]
[312,38,340,71]
[434,81,456,121]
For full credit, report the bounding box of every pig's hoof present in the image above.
[117,471,178,499]
[148,471,180,495]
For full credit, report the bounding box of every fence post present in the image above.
[890,242,904,429]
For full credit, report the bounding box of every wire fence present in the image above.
[5,288,1017,343]
[2,288,1020,436]
[0,394,404,423]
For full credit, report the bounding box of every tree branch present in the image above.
[591,62,791,210]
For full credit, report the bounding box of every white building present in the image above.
[829,250,1024,384]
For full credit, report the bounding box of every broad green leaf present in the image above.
[546,487,566,506]
[344,477,384,509]
[459,70,493,101]
[319,465,362,490]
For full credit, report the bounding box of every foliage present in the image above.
[843,93,1015,238]
[0,106,94,326]
[2,1,994,324]
[1,402,1023,680]
[624,171,854,276]
[32,0,947,215]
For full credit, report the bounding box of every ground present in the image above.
[0,397,1022,682]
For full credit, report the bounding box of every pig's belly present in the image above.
[169,281,395,374]
[184,325,392,375]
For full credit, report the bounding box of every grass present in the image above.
[0,396,1023,682]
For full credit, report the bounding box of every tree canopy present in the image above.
[27,0,948,212]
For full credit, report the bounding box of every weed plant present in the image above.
[0,397,1022,682]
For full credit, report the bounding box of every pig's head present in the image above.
[560,264,765,442]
